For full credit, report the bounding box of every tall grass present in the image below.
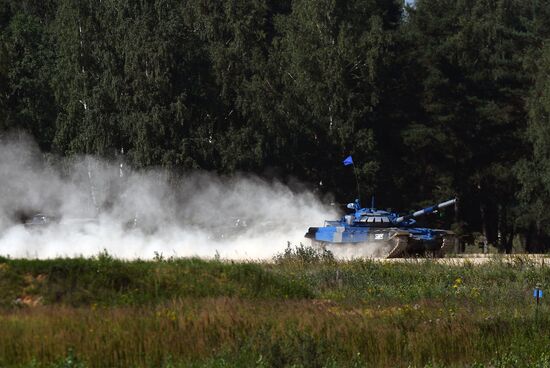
[0,252,313,307]
[1,299,549,367]
[1,250,550,367]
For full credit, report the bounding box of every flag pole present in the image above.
[343,155,361,203]
[352,163,361,203]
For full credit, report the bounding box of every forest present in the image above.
[2,0,550,252]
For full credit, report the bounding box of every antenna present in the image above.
[352,165,361,203]
[343,155,361,202]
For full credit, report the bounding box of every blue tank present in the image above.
[305,198,457,258]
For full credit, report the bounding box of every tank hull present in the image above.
[306,226,456,258]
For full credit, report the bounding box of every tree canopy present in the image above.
[2,0,550,251]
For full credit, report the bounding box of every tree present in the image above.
[253,0,400,197]
[518,42,550,251]
[402,0,548,250]
[1,1,57,150]
[184,0,285,172]
[52,0,216,170]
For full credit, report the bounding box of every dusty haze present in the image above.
[0,135,338,260]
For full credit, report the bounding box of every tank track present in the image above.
[440,233,458,254]
[387,232,409,258]
[311,230,457,259]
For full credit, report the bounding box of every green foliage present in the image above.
[0,253,314,307]
[273,243,335,266]
[1,4,57,150]
[518,42,550,249]
[400,0,550,251]
[1,256,550,367]
[52,349,85,368]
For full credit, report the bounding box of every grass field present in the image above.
[1,247,550,367]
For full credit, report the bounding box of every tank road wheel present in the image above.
[432,248,444,259]
[440,233,458,256]
[387,233,409,258]
[311,240,326,252]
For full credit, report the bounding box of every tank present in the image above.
[305,198,457,258]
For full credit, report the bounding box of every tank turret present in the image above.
[305,198,457,258]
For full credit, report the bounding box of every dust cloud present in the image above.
[0,135,338,260]
[321,242,393,259]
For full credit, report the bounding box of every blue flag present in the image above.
[343,155,354,166]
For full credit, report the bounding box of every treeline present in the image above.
[2,0,550,251]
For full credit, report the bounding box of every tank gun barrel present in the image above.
[395,198,456,223]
